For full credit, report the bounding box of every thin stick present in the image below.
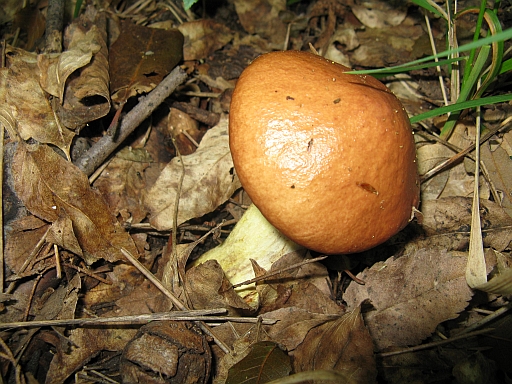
[377,328,493,357]
[0,309,283,330]
[232,256,328,288]
[461,302,512,334]
[121,248,232,354]
[75,66,187,176]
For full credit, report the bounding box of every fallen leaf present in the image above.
[93,147,152,225]
[145,117,241,230]
[351,1,407,28]
[480,141,512,219]
[185,260,253,314]
[419,197,512,251]
[344,248,473,350]
[109,20,184,104]
[4,46,75,156]
[292,307,377,384]
[232,0,287,46]
[265,307,343,351]
[56,7,111,129]
[4,215,48,274]
[179,19,233,61]
[46,327,137,383]
[12,143,138,264]
[226,341,291,384]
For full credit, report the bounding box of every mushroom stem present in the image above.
[191,204,304,299]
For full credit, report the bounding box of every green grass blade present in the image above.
[348,27,512,76]
[440,45,491,138]
[410,93,512,124]
[409,0,446,19]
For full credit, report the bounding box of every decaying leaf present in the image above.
[232,0,287,45]
[46,327,137,383]
[344,248,473,350]
[93,147,152,225]
[12,143,138,264]
[225,341,291,384]
[145,117,241,230]
[4,46,75,156]
[109,20,184,104]
[120,321,211,384]
[419,197,512,251]
[4,215,48,274]
[57,7,111,129]
[292,307,377,384]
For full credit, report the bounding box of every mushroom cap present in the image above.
[229,51,420,254]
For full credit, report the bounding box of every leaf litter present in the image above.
[0,0,511,383]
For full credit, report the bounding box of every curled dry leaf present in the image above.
[184,260,253,314]
[292,307,377,384]
[12,143,138,264]
[4,46,75,156]
[344,248,473,350]
[145,117,241,230]
[57,7,111,129]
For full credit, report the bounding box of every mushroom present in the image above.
[194,51,419,300]
[230,50,420,254]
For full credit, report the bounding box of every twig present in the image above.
[45,0,65,53]
[75,66,188,176]
[461,302,512,334]
[377,328,493,357]
[419,118,510,182]
[121,248,232,354]
[0,309,278,330]
[232,255,328,289]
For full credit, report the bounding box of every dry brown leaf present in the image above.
[418,124,488,201]
[265,307,343,351]
[56,7,111,129]
[185,260,253,314]
[93,147,152,225]
[46,210,83,257]
[292,307,377,384]
[257,252,340,315]
[4,215,48,274]
[225,341,291,384]
[4,46,75,156]
[419,197,512,252]
[12,143,138,264]
[179,19,233,61]
[109,20,184,104]
[145,117,241,230]
[38,31,101,101]
[344,248,473,350]
[351,0,408,28]
[480,141,512,219]
[46,327,137,383]
[232,0,287,46]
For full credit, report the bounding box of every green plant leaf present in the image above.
[183,0,199,10]
[409,0,446,19]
